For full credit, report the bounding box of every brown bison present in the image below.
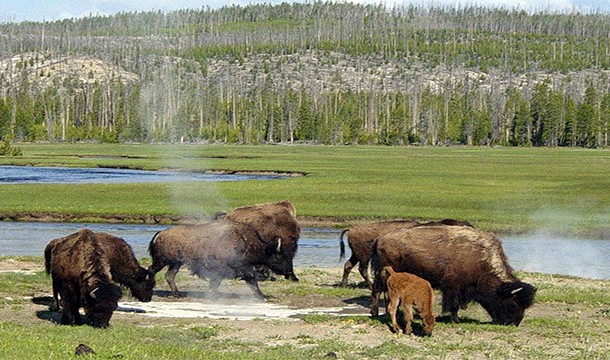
[340,219,473,288]
[383,266,436,336]
[45,229,122,328]
[223,200,300,282]
[45,230,155,310]
[148,218,294,299]
[371,224,536,326]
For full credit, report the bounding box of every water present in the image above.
[1,222,608,279]
[0,165,285,184]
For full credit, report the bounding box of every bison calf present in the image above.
[384,266,436,336]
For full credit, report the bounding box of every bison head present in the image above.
[130,268,156,302]
[84,283,122,328]
[483,281,537,326]
[264,237,299,282]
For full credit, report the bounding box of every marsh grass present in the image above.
[1,144,609,234]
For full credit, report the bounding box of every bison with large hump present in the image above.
[339,219,473,288]
[148,200,300,299]
[45,230,155,311]
[45,229,122,328]
[371,224,536,326]
[224,200,300,282]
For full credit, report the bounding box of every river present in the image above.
[0,165,285,184]
[0,222,608,280]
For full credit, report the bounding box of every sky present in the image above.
[0,0,609,23]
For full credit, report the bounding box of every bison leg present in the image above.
[50,279,61,311]
[401,300,414,335]
[148,260,166,275]
[386,291,400,334]
[60,284,81,325]
[357,261,373,289]
[440,284,461,323]
[340,255,358,287]
[370,273,385,317]
[208,276,223,296]
[244,277,267,301]
[164,264,182,297]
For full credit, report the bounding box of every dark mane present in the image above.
[80,233,113,289]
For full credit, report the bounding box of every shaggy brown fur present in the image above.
[45,229,122,328]
[45,231,155,310]
[92,232,155,301]
[224,200,300,281]
[383,266,436,336]
[371,225,536,326]
[149,218,293,299]
[339,219,473,288]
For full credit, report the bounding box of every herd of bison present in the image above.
[43,200,536,335]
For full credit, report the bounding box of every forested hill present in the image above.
[1,2,610,147]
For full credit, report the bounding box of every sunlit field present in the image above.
[1,143,609,235]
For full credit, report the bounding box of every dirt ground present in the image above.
[2,257,609,355]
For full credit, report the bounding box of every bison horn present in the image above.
[511,287,524,295]
[90,287,99,299]
[276,238,282,252]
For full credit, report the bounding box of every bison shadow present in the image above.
[343,295,371,308]
[32,296,62,324]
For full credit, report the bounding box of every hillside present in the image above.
[1,2,609,146]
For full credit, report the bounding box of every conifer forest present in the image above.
[1,2,610,147]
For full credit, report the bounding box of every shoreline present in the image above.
[0,211,352,229]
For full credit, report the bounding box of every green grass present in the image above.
[0,260,609,359]
[1,143,609,235]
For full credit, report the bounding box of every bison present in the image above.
[383,266,436,336]
[339,219,473,288]
[45,229,122,328]
[148,218,295,299]
[45,230,155,310]
[371,224,536,326]
[223,200,300,282]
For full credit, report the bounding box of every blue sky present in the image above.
[1,0,609,23]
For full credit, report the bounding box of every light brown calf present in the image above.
[383,266,436,336]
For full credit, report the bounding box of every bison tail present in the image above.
[148,230,162,258]
[369,239,386,292]
[44,243,53,275]
[339,229,349,261]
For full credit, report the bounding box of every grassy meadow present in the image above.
[1,144,609,358]
[1,143,609,234]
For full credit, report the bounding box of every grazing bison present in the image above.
[339,219,473,288]
[371,225,536,326]
[383,266,436,336]
[45,231,155,310]
[148,218,294,299]
[339,220,420,288]
[224,200,300,282]
[45,229,122,328]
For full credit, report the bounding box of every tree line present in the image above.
[1,2,609,147]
